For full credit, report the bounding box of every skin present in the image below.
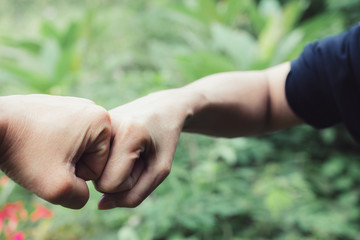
[0,94,111,209]
[95,62,303,209]
[0,62,302,210]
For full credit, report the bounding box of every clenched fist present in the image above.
[0,95,111,209]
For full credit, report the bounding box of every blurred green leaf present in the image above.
[0,37,41,55]
[211,22,257,69]
[176,51,237,80]
[0,60,50,91]
[321,157,345,178]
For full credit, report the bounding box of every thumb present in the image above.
[75,111,111,181]
[75,124,111,181]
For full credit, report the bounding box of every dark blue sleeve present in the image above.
[285,24,360,142]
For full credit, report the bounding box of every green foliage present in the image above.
[0,11,97,94]
[0,0,359,239]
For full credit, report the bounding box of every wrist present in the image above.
[175,87,208,132]
[145,87,206,132]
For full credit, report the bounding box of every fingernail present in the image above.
[98,197,117,210]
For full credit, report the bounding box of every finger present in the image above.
[97,154,171,209]
[116,157,145,191]
[75,107,111,181]
[40,171,90,209]
[76,123,111,181]
[95,121,150,193]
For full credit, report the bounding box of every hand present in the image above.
[0,94,111,209]
[95,90,187,209]
[95,63,300,209]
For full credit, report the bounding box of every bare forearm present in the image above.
[180,70,270,137]
[176,62,302,137]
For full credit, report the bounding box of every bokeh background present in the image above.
[0,0,360,239]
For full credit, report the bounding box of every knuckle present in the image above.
[95,177,126,194]
[94,179,113,193]
[124,120,148,136]
[93,106,111,124]
[84,105,111,140]
[158,162,171,179]
[83,104,109,123]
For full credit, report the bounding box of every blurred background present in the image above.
[0,0,359,239]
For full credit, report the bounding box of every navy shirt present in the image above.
[285,24,360,142]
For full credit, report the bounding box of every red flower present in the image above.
[0,202,27,238]
[30,203,53,222]
[0,176,9,187]
[11,231,25,240]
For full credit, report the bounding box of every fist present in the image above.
[0,95,111,209]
